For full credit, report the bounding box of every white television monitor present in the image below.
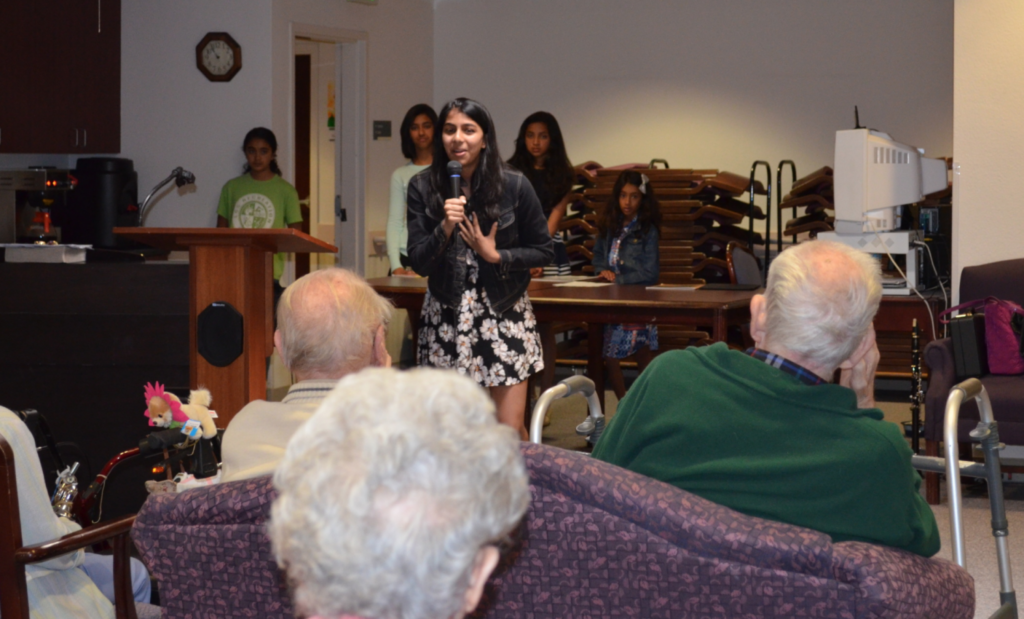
[833,128,947,234]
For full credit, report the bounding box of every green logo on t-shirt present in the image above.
[232,193,276,229]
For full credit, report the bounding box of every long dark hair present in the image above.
[507,111,574,202]
[399,103,437,160]
[428,98,505,220]
[599,170,661,238]
[242,127,282,176]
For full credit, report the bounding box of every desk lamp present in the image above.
[138,167,196,226]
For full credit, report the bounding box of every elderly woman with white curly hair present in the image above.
[268,367,530,619]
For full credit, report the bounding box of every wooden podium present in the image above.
[113,228,337,426]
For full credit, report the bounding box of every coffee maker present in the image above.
[0,168,76,244]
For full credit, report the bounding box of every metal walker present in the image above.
[529,375,604,447]
[912,378,1017,618]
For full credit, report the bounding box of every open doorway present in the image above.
[294,38,338,276]
[290,27,367,275]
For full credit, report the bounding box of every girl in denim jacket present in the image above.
[593,170,661,398]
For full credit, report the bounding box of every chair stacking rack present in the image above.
[770,159,798,274]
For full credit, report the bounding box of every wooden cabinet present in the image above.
[0,3,37,152]
[874,293,944,378]
[0,262,190,518]
[0,0,120,154]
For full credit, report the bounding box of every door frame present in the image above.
[287,24,368,275]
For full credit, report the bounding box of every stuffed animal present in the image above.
[143,382,218,439]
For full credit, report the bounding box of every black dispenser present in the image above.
[63,157,138,248]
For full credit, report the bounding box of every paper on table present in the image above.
[1,244,90,264]
[533,275,596,283]
[554,281,614,288]
[645,284,700,291]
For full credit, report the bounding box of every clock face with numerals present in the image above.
[202,40,235,75]
[196,33,242,82]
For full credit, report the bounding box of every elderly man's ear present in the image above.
[462,546,500,616]
[748,294,768,349]
[372,324,392,368]
[273,330,285,361]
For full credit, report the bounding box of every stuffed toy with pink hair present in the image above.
[143,382,218,439]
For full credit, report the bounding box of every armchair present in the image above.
[923,258,1024,504]
[0,435,157,619]
[131,477,292,619]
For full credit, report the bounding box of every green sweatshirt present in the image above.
[217,174,303,280]
[592,342,940,557]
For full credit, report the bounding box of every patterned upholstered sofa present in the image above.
[132,443,974,619]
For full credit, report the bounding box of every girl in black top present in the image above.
[507,111,574,277]
[406,98,553,439]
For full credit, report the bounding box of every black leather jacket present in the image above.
[406,167,554,314]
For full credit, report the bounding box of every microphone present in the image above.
[447,160,462,200]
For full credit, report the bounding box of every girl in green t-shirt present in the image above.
[216,127,303,281]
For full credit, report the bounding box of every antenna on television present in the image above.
[854,106,863,129]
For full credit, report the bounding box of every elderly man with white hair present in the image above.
[269,367,529,619]
[593,240,940,557]
[220,267,393,483]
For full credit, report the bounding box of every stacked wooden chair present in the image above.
[777,166,835,247]
[559,196,598,276]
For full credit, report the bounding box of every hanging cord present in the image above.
[913,239,948,338]
[868,221,937,341]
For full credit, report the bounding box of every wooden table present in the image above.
[874,293,945,378]
[369,277,757,409]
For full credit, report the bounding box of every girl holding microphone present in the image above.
[406,98,553,438]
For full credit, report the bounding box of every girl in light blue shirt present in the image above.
[386,104,437,275]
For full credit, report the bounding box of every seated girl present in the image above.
[593,170,661,399]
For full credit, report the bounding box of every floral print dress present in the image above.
[417,250,544,387]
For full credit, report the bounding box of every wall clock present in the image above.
[196,32,242,82]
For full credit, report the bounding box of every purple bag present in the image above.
[940,297,1024,375]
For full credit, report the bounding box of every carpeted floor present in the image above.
[535,377,1019,619]
[931,482,1024,619]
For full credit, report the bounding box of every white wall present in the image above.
[116,0,434,263]
[271,0,434,278]
[434,0,953,216]
[121,0,274,228]
[952,0,1024,299]
[0,154,70,169]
